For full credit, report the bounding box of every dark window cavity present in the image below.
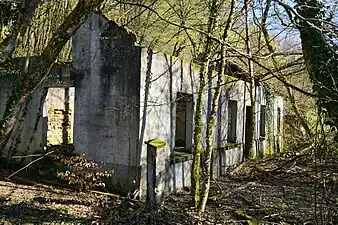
[227,100,237,143]
[175,92,193,152]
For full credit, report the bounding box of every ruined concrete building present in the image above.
[0,13,284,198]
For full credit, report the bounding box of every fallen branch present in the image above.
[210,182,255,201]
[5,150,54,180]
[12,153,48,158]
[90,190,121,198]
[269,151,310,173]
[212,177,222,190]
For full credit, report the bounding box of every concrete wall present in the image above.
[72,13,141,194]
[0,85,46,158]
[138,51,200,198]
[136,48,285,198]
[215,80,249,176]
[218,81,248,146]
[70,16,202,196]
[0,61,75,158]
[0,78,12,120]
[170,160,192,191]
[221,146,242,167]
[266,95,285,154]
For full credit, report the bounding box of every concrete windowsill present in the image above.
[221,143,242,151]
[172,150,193,164]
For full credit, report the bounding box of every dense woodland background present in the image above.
[1,0,338,224]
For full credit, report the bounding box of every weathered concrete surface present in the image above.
[138,51,201,198]
[72,13,141,194]
[170,159,192,191]
[0,59,76,157]
[218,80,247,147]
[0,80,12,120]
[136,48,283,197]
[44,63,74,87]
[0,87,46,158]
[213,84,278,174]
[222,147,243,167]
[216,80,248,175]
[266,95,284,154]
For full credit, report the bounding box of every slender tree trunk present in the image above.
[197,52,223,215]
[191,0,218,207]
[0,0,104,153]
[191,60,209,206]
[260,0,313,138]
[197,0,236,214]
[245,79,256,158]
[244,0,256,159]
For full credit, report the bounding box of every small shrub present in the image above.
[56,154,114,191]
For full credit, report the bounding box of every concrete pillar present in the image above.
[145,138,166,205]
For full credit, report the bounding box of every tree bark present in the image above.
[295,0,338,126]
[197,0,237,215]
[191,61,209,206]
[260,0,313,138]
[197,52,223,215]
[243,0,256,159]
[191,0,218,207]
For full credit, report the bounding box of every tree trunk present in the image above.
[0,0,104,153]
[295,0,338,126]
[191,61,209,206]
[260,0,313,138]
[245,78,256,158]
[196,0,237,214]
[197,53,223,215]
[243,0,256,159]
[190,0,218,207]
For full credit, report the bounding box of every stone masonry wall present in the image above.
[47,108,72,145]
[43,87,75,146]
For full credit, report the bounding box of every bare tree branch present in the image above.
[0,0,42,66]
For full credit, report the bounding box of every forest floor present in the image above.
[0,151,338,225]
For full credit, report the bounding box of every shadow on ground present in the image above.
[0,200,91,224]
[33,196,91,206]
